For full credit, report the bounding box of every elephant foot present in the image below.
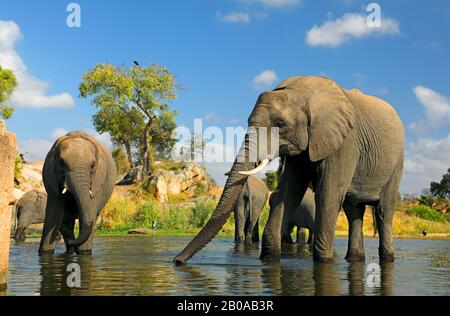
[345,250,366,262]
[76,249,93,255]
[379,249,395,262]
[312,249,334,262]
[260,247,281,263]
[235,236,245,244]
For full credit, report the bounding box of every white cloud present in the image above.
[401,134,450,194]
[18,139,53,161]
[258,0,302,8]
[410,86,450,132]
[50,128,69,140]
[252,70,278,90]
[216,11,251,24]
[0,20,74,108]
[204,112,223,122]
[305,13,400,48]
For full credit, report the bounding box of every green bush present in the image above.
[417,196,434,207]
[190,198,216,228]
[132,200,158,227]
[265,171,278,191]
[404,205,448,223]
[14,156,22,183]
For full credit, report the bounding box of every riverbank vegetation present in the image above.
[93,182,450,239]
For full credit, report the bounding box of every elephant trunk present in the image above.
[174,128,267,264]
[14,226,26,242]
[65,171,96,247]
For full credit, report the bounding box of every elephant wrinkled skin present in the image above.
[278,188,315,245]
[14,189,48,242]
[39,131,117,255]
[174,76,404,264]
[233,176,269,244]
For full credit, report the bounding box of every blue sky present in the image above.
[1,0,449,193]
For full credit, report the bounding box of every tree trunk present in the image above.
[125,141,133,167]
[142,120,153,178]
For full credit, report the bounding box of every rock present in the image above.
[117,166,143,185]
[18,161,44,192]
[0,120,16,286]
[148,162,213,203]
[13,188,25,200]
[127,228,151,235]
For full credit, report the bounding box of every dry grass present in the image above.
[335,208,450,238]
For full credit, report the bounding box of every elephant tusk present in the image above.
[89,190,93,198]
[62,187,67,194]
[239,159,270,176]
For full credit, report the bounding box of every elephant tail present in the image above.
[369,206,378,237]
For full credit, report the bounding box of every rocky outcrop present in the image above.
[16,161,44,192]
[0,120,16,286]
[117,166,143,185]
[147,162,214,203]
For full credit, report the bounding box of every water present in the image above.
[4,237,450,296]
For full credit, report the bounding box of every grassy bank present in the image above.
[92,185,450,239]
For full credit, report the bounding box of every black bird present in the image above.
[422,230,427,236]
[133,61,139,66]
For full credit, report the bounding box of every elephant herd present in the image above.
[13,75,404,267]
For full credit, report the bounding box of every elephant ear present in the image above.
[42,141,61,196]
[91,145,107,199]
[307,81,355,162]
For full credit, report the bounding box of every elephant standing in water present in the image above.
[14,190,48,242]
[174,76,404,264]
[278,188,315,245]
[232,175,269,244]
[39,131,117,255]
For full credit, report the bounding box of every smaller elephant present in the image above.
[272,188,315,245]
[14,190,47,242]
[232,175,269,244]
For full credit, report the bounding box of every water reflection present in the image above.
[5,237,449,296]
[39,254,94,296]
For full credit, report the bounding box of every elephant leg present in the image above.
[375,160,402,262]
[60,217,76,254]
[39,195,64,255]
[297,227,307,244]
[261,156,309,261]
[281,224,294,244]
[234,202,246,244]
[313,154,355,262]
[307,230,314,244]
[343,202,366,261]
[251,219,259,243]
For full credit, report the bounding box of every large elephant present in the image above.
[174,76,403,264]
[233,175,269,244]
[39,131,117,255]
[278,188,315,245]
[14,189,47,242]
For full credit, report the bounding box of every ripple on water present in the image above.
[5,237,450,296]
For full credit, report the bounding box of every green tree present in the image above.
[0,67,17,120]
[112,147,130,176]
[430,168,450,198]
[93,105,144,166]
[79,63,177,176]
